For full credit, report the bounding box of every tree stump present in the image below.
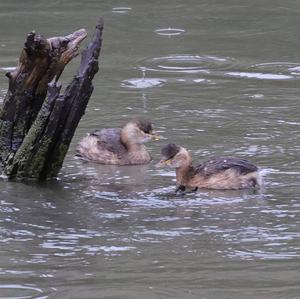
[0,18,104,180]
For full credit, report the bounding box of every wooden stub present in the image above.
[0,19,104,180]
[0,28,87,163]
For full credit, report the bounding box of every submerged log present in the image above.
[0,19,104,180]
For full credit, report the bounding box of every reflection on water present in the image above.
[1,0,300,298]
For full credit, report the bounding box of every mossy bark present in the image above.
[0,19,104,180]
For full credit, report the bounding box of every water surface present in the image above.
[0,0,300,298]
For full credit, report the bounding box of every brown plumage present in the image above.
[156,143,261,190]
[76,119,160,165]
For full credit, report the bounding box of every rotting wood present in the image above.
[0,18,104,180]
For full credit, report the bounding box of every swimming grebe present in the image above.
[76,119,160,165]
[156,144,261,191]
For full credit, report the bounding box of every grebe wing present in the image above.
[195,156,258,177]
[90,128,127,156]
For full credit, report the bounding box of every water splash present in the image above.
[121,67,166,89]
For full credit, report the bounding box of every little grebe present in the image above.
[76,119,160,165]
[156,144,261,191]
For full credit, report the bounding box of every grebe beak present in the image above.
[155,158,171,168]
[150,133,161,141]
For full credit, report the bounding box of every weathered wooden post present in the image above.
[0,18,104,180]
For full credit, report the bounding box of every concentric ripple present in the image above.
[243,61,299,79]
[154,28,185,37]
[253,62,299,73]
[121,55,231,89]
[0,284,46,299]
[122,56,298,90]
[226,72,292,80]
[112,7,132,14]
[144,54,233,74]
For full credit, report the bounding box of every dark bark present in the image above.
[0,18,104,180]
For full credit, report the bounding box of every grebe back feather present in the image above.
[76,119,159,165]
[157,143,261,190]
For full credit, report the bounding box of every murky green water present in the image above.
[1,1,300,298]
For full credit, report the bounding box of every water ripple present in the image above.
[144,54,232,74]
[0,284,47,299]
[226,71,292,80]
[1,66,16,72]
[154,28,185,37]
[112,7,132,14]
[253,62,300,75]
[122,56,298,91]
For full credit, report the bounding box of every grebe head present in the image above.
[121,119,160,145]
[156,143,192,168]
